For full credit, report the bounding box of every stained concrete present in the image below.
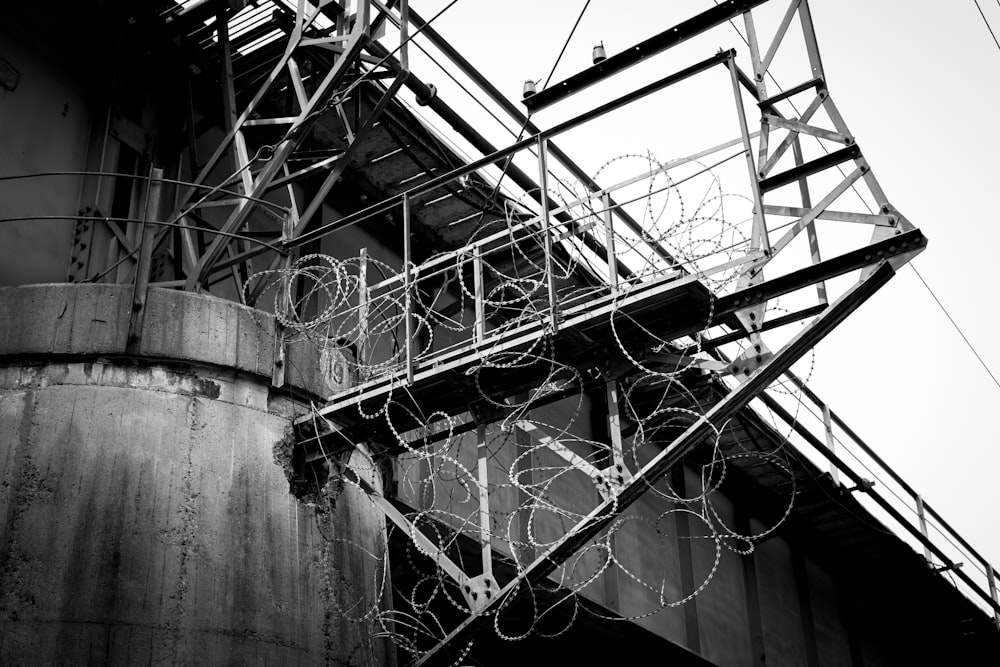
[0,284,390,665]
[0,283,351,399]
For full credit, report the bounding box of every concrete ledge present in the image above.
[0,283,349,399]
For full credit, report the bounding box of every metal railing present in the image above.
[756,370,1000,625]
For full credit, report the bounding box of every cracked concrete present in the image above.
[0,284,392,665]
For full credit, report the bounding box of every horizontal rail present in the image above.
[287,50,735,249]
[759,388,1000,617]
[522,0,768,111]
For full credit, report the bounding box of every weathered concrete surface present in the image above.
[754,534,808,667]
[0,285,389,665]
[0,283,352,399]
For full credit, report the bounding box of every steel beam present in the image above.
[402,8,681,271]
[289,50,733,248]
[522,0,769,112]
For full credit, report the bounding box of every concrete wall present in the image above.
[0,284,393,665]
[0,21,94,286]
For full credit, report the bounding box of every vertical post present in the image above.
[791,549,821,667]
[988,566,1000,629]
[672,467,702,653]
[820,403,840,486]
[217,4,254,196]
[736,506,767,665]
[217,2,255,302]
[399,0,409,69]
[915,494,934,565]
[536,136,560,333]
[115,174,142,284]
[473,245,485,343]
[127,168,163,355]
[514,418,536,565]
[601,193,618,294]
[403,194,414,384]
[477,422,493,581]
[358,247,369,376]
[605,380,625,473]
[272,206,297,388]
[603,379,625,613]
[271,323,287,387]
[727,55,769,256]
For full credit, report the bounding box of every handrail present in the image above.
[760,371,1000,624]
[287,50,735,249]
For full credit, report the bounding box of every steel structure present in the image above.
[11,0,1000,663]
[262,1,988,663]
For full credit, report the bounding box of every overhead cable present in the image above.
[975,0,1000,52]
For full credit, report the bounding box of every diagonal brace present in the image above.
[413,259,900,666]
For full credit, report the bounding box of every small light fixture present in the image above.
[592,41,607,64]
[416,83,437,106]
[522,80,537,99]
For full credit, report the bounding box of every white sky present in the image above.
[392,0,1000,581]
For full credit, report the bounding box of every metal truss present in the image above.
[408,260,900,666]
[38,0,997,658]
[280,0,986,663]
[264,0,996,666]
[161,0,412,297]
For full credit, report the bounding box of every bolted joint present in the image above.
[846,478,876,494]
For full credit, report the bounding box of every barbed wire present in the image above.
[260,151,810,664]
